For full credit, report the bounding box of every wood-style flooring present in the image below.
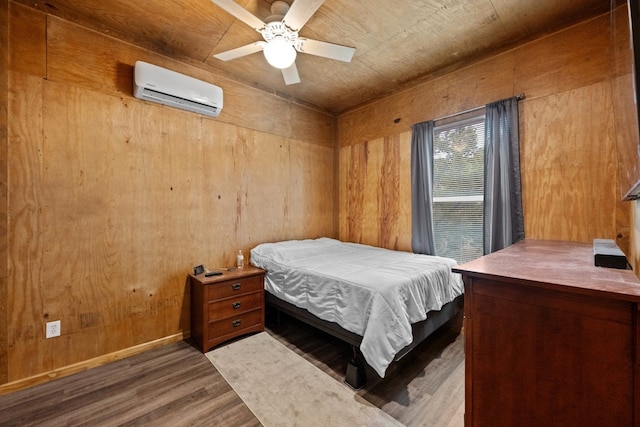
[0,312,464,426]
[270,311,465,427]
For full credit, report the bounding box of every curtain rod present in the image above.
[431,93,525,123]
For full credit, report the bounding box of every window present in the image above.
[432,114,485,263]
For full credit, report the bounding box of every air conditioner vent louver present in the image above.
[140,88,220,116]
[133,61,223,118]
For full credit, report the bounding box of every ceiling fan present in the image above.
[211,0,356,85]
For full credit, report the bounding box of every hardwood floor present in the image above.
[0,341,260,427]
[0,312,464,426]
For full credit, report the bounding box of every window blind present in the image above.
[432,114,485,263]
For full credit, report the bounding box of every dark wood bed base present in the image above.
[265,292,464,389]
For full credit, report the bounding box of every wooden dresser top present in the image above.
[452,239,640,302]
[189,265,265,285]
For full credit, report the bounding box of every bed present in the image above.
[250,237,464,388]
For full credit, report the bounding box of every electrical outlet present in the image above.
[46,320,61,339]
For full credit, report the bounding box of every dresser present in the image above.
[189,266,266,352]
[452,239,640,426]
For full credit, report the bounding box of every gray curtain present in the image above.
[411,121,436,255]
[483,97,525,254]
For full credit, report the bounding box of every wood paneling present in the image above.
[8,2,44,77]
[287,138,336,238]
[43,14,333,146]
[338,13,611,149]
[7,73,45,377]
[337,50,515,148]
[4,4,336,385]
[337,12,629,255]
[521,83,616,241]
[339,133,411,251]
[291,106,334,148]
[0,0,8,385]
[513,14,610,100]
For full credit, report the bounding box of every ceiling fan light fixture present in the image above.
[263,36,297,69]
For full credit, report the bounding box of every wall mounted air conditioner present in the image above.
[133,61,223,118]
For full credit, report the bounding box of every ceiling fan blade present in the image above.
[298,38,355,62]
[282,63,301,85]
[214,42,265,61]
[211,0,266,31]
[282,0,325,31]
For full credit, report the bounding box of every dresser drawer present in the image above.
[208,291,262,319]
[208,275,263,300]
[190,266,265,352]
[208,308,263,339]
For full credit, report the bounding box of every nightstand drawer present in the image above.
[208,275,263,300]
[208,308,263,339]
[208,291,262,319]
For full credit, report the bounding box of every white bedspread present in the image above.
[250,238,464,378]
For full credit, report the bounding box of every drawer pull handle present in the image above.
[232,302,241,309]
[232,283,241,290]
[232,319,242,327]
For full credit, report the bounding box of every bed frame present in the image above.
[266,292,464,389]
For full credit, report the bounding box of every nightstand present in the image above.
[189,266,265,352]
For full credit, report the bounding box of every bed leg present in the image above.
[267,306,281,327]
[345,346,367,390]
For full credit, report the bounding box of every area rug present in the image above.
[206,332,403,426]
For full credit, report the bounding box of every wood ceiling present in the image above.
[16,0,612,113]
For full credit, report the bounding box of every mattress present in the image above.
[250,237,464,377]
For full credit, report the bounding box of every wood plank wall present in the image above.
[3,1,336,388]
[336,10,634,266]
[0,0,8,386]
